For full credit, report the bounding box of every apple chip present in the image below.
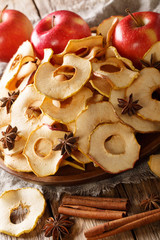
[41,87,93,123]
[148,154,160,178]
[97,16,123,39]
[0,85,12,127]
[11,84,45,139]
[142,41,160,65]
[23,125,68,176]
[126,68,160,122]
[88,122,140,174]
[106,46,136,71]
[0,188,46,237]
[71,150,92,164]
[109,88,160,132]
[4,152,32,172]
[41,48,54,64]
[90,74,112,97]
[35,54,92,100]
[60,159,85,171]
[52,35,104,64]
[75,101,119,154]
[0,41,35,90]
[92,57,139,89]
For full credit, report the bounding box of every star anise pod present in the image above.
[53,132,79,156]
[117,93,143,116]
[140,53,160,70]
[140,194,160,211]
[0,125,18,150]
[0,90,19,114]
[42,214,74,239]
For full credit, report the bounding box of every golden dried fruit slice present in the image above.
[41,48,54,64]
[41,87,93,123]
[109,88,160,132]
[1,41,35,90]
[0,85,11,127]
[23,125,68,177]
[4,152,32,172]
[148,154,160,177]
[106,46,137,71]
[35,54,92,100]
[90,74,111,97]
[75,101,119,154]
[92,57,139,89]
[60,159,85,171]
[0,187,46,237]
[126,68,160,122]
[88,122,140,174]
[52,35,104,64]
[97,16,123,38]
[142,41,160,64]
[71,150,92,164]
[11,84,44,139]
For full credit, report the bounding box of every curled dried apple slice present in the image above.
[71,149,92,164]
[106,46,136,71]
[88,122,140,174]
[148,154,160,177]
[109,88,160,132]
[35,54,92,100]
[52,35,103,64]
[4,152,32,172]
[60,159,85,171]
[41,48,54,64]
[142,41,160,65]
[90,74,112,97]
[23,125,68,177]
[0,188,46,237]
[126,68,160,122]
[41,87,93,123]
[0,85,11,127]
[75,101,119,154]
[11,84,44,139]
[1,41,35,90]
[92,57,139,89]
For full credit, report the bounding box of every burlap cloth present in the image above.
[0,0,159,199]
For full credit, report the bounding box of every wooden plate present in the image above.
[0,132,160,186]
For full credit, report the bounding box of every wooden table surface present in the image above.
[0,0,160,239]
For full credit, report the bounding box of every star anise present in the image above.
[0,90,19,114]
[0,125,18,150]
[140,53,160,70]
[53,132,79,156]
[42,214,74,239]
[117,93,143,116]
[140,194,160,211]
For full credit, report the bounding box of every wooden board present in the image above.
[0,132,160,186]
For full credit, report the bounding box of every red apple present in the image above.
[30,10,91,59]
[0,6,33,62]
[112,11,160,68]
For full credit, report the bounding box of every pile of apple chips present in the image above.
[0,16,160,177]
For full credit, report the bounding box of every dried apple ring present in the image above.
[1,41,35,90]
[109,88,160,132]
[0,187,46,237]
[35,54,92,100]
[126,68,160,122]
[23,125,68,177]
[88,122,140,174]
[75,101,119,154]
[92,57,139,89]
[41,87,93,123]
[11,84,44,139]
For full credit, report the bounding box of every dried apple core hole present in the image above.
[100,64,121,73]
[54,66,75,80]
[104,135,125,154]
[10,203,28,224]
[152,88,160,101]
[34,138,53,158]
[25,101,42,119]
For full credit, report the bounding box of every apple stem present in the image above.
[0,5,8,23]
[51,15,55,28]
[125,8,144,27]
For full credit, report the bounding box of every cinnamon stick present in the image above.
[62,195,129,211]
[58,206,126,220]
[85,208,160,240]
